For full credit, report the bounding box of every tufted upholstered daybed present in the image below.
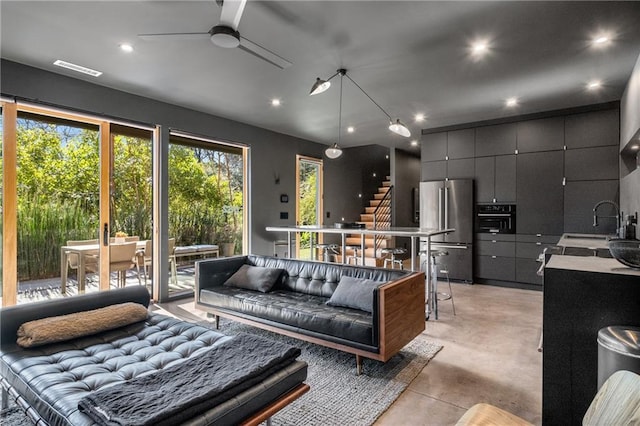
[0,286,309,426]
[195,255,426,374]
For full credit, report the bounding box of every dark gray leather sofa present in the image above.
[195,255,426,373]
[0,286,308,426]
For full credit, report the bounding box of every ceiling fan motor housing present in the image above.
[210,25,240,48]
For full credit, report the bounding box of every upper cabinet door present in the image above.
[421,132,447,161]
[475,123,517,157]
[447,128,475,159]
[565,109,620,148]
[517,117,564,153]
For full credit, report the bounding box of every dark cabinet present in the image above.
[565,109,620,148]
[447,158,475,180]
[421,160,447,181]
[475,123,517,157]
[421,132,447,161]
[517,117,565,153]
[475,255,516,281]
[516,151,564,235]
[474,155,515,203]
[495,155,516,203]
[474,157,495,203]
[565,146,619,181]
[447,128,475,159]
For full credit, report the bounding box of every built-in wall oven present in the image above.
[476,204,516,233]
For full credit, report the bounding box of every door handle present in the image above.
[103,223,109,246]
[438,188,443,229]
[432,244,469,250]
[444,187,449,229]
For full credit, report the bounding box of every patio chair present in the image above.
[109,242,140,288]
[136,239,152,286]
[65,239,99,279]
[135,238,178,287]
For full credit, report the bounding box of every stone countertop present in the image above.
[556,233,614,250]
[546,254,640,277]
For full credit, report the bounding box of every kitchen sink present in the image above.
[562,247,613,258]
[563,234,609,240]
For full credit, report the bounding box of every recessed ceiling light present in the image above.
[271,98,281,107]
[119,43,134,53]
[587,80,602,90]
[53,59,102,77]
[505,97,518,107]
[414,113,426,122]
[347,126,355,133]
[592,32,612,48]
[470,39,490,57]
[410,140,419,147]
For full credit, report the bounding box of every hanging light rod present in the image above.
[309,68,411,138]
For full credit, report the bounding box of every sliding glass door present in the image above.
[167,133,246,297]
[1,103,154,305]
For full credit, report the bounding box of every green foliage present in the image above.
[15,118,244,280]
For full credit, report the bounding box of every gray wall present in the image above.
[620,53,640,239]
[0,59,354,255]
[391,148,420,227]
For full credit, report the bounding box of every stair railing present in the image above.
[372,185,393,258]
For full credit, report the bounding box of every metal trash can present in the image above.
[597,325,640,389]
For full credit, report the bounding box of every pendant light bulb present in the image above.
[325,143,343,159]
[389,119,411,137]
[310,78,331,96]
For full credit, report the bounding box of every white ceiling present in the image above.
[2,1,640,153]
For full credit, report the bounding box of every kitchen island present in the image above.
[543,252,640,425]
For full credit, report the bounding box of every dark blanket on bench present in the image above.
[78,333,301,426]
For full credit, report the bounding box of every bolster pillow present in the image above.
[17,302,149,348]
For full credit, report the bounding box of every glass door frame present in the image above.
[1,100,157,305]
[295,155,324,259]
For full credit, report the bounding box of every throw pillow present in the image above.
[326,276,386,313]
[17,302,148,348]
[223,264,284,293]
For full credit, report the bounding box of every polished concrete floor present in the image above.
[376,283,543,426]
[158,282,543,426]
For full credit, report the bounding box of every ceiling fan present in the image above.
[138,0,292,69]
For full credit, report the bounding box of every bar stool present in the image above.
[345,245,361,265]
[381,247,407,269]
[420,249,456,319]
[316,243,339,262]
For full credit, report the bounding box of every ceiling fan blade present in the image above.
[219,0,247,30]
[138,32,210,41]
[238,36,292,69]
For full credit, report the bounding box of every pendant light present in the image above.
[325,70,346,159]
[310,68,411,138]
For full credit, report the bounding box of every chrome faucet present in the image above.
[593,200,621,233]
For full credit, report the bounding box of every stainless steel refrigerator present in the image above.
[419,179,473,282]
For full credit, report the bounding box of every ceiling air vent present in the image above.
[53,60,102,77]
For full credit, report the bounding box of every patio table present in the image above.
[60,241,146,293]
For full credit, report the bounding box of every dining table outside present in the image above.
[60,241,146,293]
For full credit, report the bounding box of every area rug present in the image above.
[0,319,441,426]
[211,319,442,425]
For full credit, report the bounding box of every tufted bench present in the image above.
[0,287,308,426]
[196,255,426,373]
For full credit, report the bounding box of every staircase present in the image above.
[344,178,394,267]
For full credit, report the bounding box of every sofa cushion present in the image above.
[200,287,374,347]
[326,276,385,313]
[17,302,148,348]
[224,264,284,293]
[247,254,409,298]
